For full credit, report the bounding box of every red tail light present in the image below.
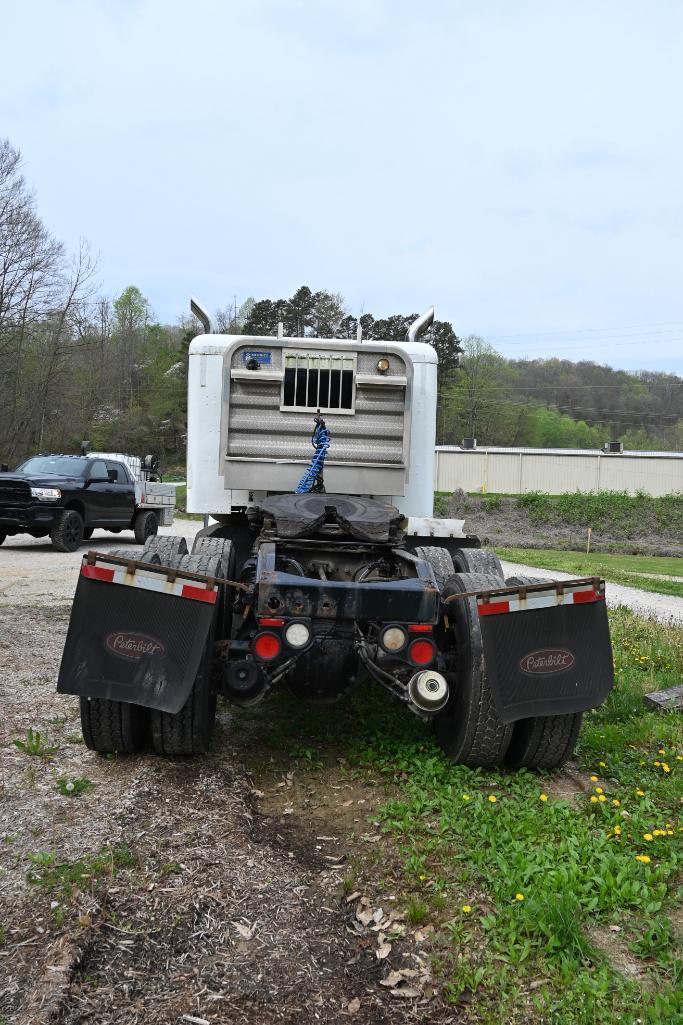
[408,638,435,667]
[254,632,282,661]
[408,623,433,634]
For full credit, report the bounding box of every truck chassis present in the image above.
[58,492,614,769]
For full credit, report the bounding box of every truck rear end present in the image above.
[57,307,614,767]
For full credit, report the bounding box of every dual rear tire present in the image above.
[432,561,582,770]
[79,535,234,757]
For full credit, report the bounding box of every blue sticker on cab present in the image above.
[243,350,272,366]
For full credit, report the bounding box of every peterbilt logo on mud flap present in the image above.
[105,632,166,661]
[519,648,575,675]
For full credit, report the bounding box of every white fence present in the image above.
[435,447,683,497]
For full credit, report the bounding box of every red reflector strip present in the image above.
[81,564,115,583]
[478,600,510,617]
[572,589,602,604]
[259,617,285,627]
[180,584,217,604]
[408,623,433,633]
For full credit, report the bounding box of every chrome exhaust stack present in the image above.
[408,669,449,712]
[190,295,214,334]
[406,306,435,344]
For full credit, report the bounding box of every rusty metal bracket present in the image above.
[84,550,248,592]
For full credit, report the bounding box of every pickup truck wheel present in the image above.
[452,548,505,579]
[150,553,222,755]
[506,713,583,769]
[50,509,85,553]
[414,545,454,591]
[80,697,149,754]
[435,572,513,767]
[134,510,158,544]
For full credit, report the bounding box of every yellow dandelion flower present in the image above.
[653,830,663,836]
[635,855,651,864]
[462,794,470,801]
[540,794,548,802]
[613,825,622,835]
[599,761,606,767]
[590,795,598,803]
[654,761,661,767]
[598,795,607,803]
[676,756,682,762]
[419,874,427,881]
[658,748,665,755]
[462,904,472,913]
[643,833,653,841]
[488,795,497,803]
[515,893,524,901]
[667,830,674,836]
[636,789,645,797]
[595,787,604,794]
[662,764,670,774]
[590,775,598,782]
[612,799,620,807]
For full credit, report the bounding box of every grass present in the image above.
[13,728,58,759]
[173,484,204,522]
[495,548,683,599]
[232,606,683,1024]
[26,845,135,899]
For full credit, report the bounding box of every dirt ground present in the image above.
[0,526,460,1025]
[445,490,683,557]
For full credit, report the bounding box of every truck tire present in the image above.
[143,534,188,562]
[109,547,161,564]
[133,509,158,544]
[452,548,505,579]
[414,546,455,591]
[505,712,583,770]
[150,552,222,756]
[436,572,513,767]
[50,509,85,553]
[499,574,584,769]
[80,697,149,754]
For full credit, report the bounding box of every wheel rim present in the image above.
[144,518,157,539]
[65,517,82,545]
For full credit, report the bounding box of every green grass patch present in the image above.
[496,548,683,599]
[27,845,135,899]
[232,607,682,1024]
[173,484,204,521]
[517,490,683,533]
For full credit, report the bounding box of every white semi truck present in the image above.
[58,304,614,766]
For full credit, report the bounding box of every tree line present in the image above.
[1,136,680,471]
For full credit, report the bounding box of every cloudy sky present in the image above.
[3,0,682,371]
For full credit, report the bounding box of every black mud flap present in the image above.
[57,573,216,713]
[478,595,614,723]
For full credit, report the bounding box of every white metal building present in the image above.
[435,447,683,497]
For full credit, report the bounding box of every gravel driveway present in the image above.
[0,518,205,606]
[500,559,683,625]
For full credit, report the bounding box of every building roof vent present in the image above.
[603,440,623,453]
[461,437,477,450]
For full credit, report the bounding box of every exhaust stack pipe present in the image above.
[190,295,214,334]
[406,306,435,344]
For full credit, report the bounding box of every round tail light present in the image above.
[254,632,282,661]
[379,625,408,653]
[408,638,435,667]
[284,621,312,649]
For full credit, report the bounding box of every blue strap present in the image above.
[296,421,331,493]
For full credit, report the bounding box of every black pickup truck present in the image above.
[0,454,162,552]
